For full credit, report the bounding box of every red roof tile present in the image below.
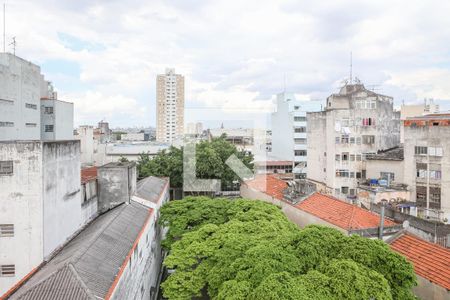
[244,175,287,200]
[390,234,450,290]
[296,193,397,230]
[81,167,97,184]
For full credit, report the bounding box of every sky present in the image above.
[4,0,450,128]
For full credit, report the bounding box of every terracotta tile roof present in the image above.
[390,234,450,290]
[244,174,287,200]
[295,193,397,230]
[81,167,97,184]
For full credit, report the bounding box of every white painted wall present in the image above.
[40,100,74,141]
[0,142,44,295]
[0,54,42,141]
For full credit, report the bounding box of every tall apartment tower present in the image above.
[271,92,323,178]
[307,82,400,200]
[156,68,184,143]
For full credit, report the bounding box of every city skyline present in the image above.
[2,0,450,127]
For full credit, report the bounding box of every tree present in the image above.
[160,197,417,300]
[137,136,253,189]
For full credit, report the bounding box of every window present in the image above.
[380,172,395,181]
[294,127,306,133]
[350,137,355,144]
[341,135,349,144]
[428,147,443,157]
[25,103,37,110]
[362,118,375,126]
[0,122,14,127]
[335,137,340,144]
[294,116,306,122]
[415,146,427,155]
[294,106,300,110]
[356,172,362,179]
[0,265,15,277]
[430,187,441,206]
[356,154,362,161]
[0,161,13,175]
[25,123,36,127]
[0,224,14,237]
[356,137,362,145]
[335,154,340,161]
[341,187,349,194]
[416,186,427,206]
[294,138,306,145]
[44,106,54,114]
[342,152,349,161]
[362,135,375,144]
[294,150,307,156]
[45,125,54,132]
[350,154,355,161]
[430,170,441,180]
[416,163,427,178]
[349,172,355,178]
[336,169,349,177]
[349,188,356,196]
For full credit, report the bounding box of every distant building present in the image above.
[307,82,400,200]
[400,99,439,142]
[0,140,82,295]
[403,114,450,223]
[185,122,203,135]
[40,99,74,140]
[121,132,148,141]
[271,92,322,179]
[0,54,43,140]
[156,68,184,143]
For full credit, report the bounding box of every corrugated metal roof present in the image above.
[135,176,169,204]
[10,202,150,300]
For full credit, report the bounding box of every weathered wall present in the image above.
[42,141,82,258]
[365,159,405,184]
[40,100,74,141]
[413,275,449,300]
[0,142,44,295]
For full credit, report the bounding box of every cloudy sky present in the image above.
[5,0,450,127]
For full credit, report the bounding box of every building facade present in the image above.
[400,99,439,143]
[0,140,82,295]
[0,54,43,141]
[40,99,74,140]
[307,83,400,200]
[271,92,323,178]
[403,115,450,223]
[156,68,184,143]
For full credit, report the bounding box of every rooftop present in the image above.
[296,193,397,230]
[389,233,450,290]
[244,174,287,200]
[366,146,404,161]
[135,176,169,204]
[99,161,136,168]
[8,202,152,300]
[81,166,97,184]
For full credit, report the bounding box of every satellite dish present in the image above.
[402,220,409,229]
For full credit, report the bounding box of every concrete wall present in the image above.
[413,275,449,300]
[0,54,42,141]
[98,163,137,213]
[0,142,44,295]
[42,141,82,258]
[81,180,98,225]
[365,159,405,184]
[40,99,74,141]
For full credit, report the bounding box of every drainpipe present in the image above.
[379,199,387,240]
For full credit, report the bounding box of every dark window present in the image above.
[294,116,307,122]
[415,146,427,155]
[0,224,14,237]
[25,103,37,110]
[0,265,15,277]
[294,127,306,133]
[294,150,307,156]
[0,161,13,175]
[44,125,54,132]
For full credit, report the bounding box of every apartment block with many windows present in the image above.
[156,68,184,143]
[307,82,400,200]
[403,114,450,223]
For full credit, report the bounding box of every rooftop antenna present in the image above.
[349,51,353,84]
[9,36,15,55]
[3,3,5,53]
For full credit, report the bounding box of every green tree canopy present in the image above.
[137,136,253,189]
[160,197,417,300]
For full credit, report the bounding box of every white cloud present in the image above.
[4,0,450,126]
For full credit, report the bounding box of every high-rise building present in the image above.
[307,82,400,200]
[271,92,323,178]
[156,68,184,143]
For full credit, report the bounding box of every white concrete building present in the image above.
[403,114,450,223]
[156,68,184,143]
[400,99,439,143]
[0,54,44,141]
[271,92,323,178]
[307,82,400,200]
[185,122,203,135]
[40,99,74,140]
[0,140,82,295]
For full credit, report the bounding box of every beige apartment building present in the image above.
[156,68,184,143]
[307,82,400,200]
